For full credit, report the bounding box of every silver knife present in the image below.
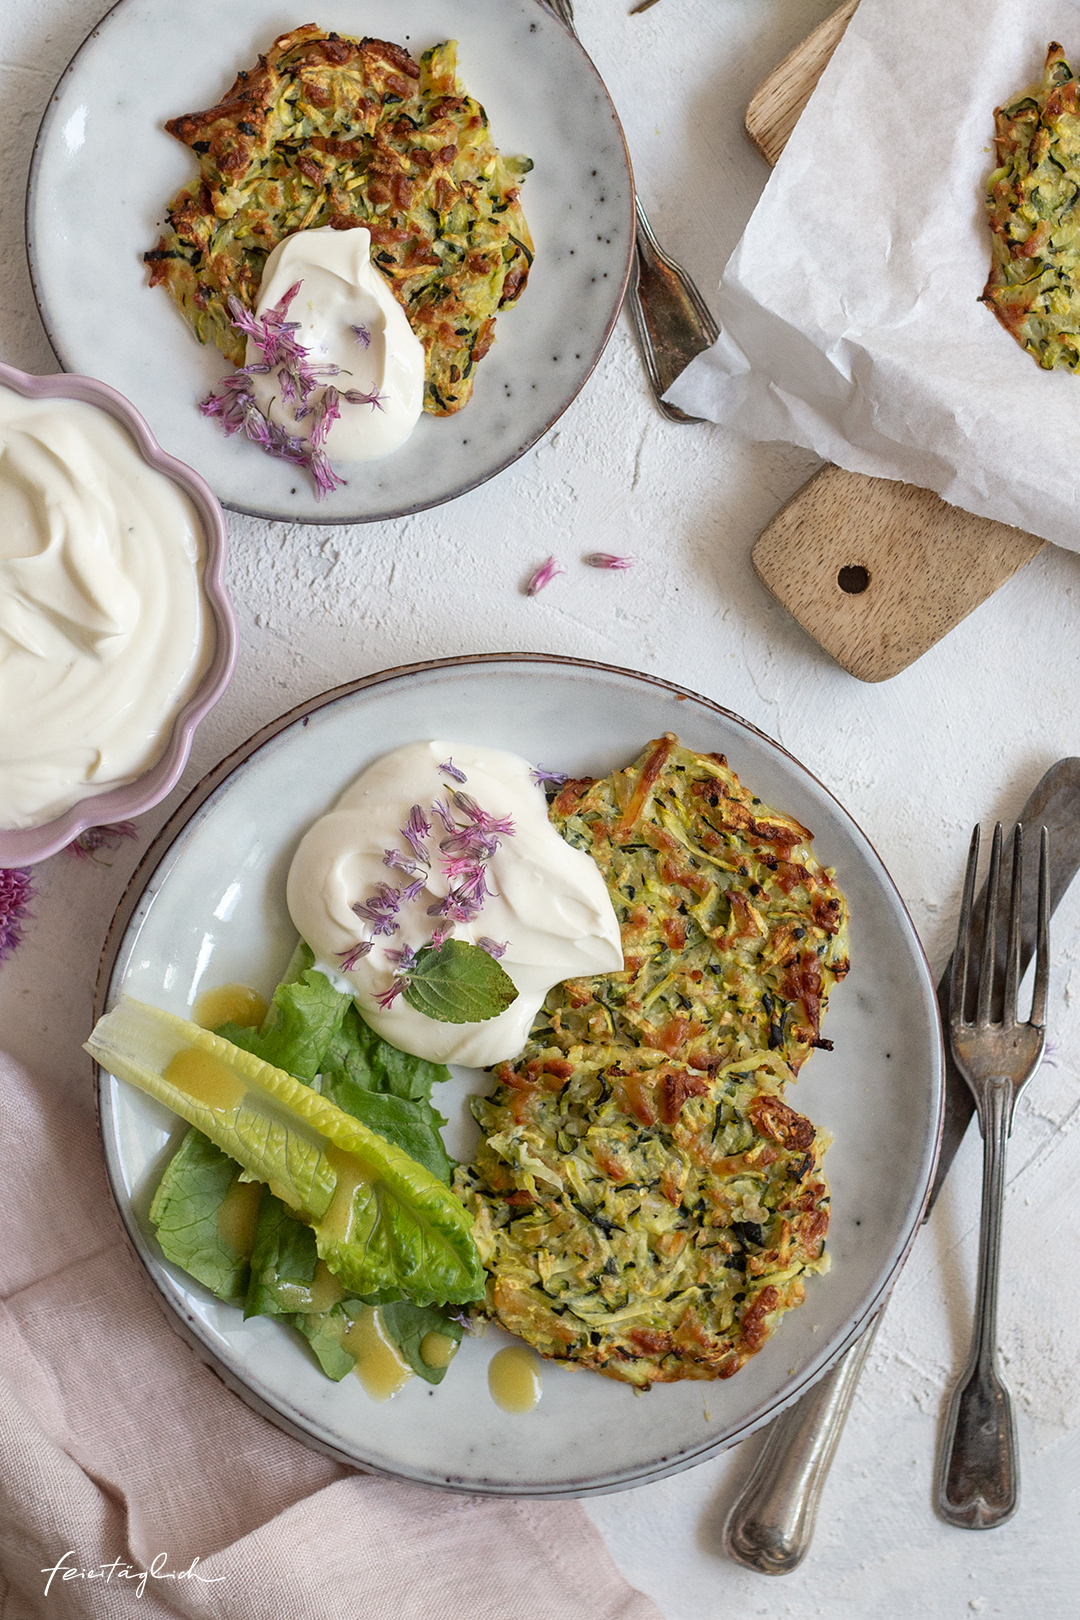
[724,759,1080,1574]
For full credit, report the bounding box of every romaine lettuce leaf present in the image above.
[320,1045,453,1184]
[321,1001,451,1103]
[218,945,348,1081]
[86,997,484,1306]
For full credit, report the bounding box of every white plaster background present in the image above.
[1,1,1079,1616]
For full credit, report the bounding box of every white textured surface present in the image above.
[1,1,1078,1616]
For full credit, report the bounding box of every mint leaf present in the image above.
[401,940,518,1025]
[148,1128,255,1303]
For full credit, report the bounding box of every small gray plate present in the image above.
[27,1,634,524]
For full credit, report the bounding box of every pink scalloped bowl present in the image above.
[0,360,237,867]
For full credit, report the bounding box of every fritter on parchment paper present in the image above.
[454,736,849,1389]
[982,42,1080,370]
[146,25,533,415]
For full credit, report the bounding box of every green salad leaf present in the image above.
[401,939,518,1024]
[376,1300,463,1385]
[293,1308,356,1382]
[148,1128,254,1302]
[243,1189,319,1318]
[86,996,484,1307]
[218,943,348,1080]
[321,1000,451,1104]
[104,950,475,1385]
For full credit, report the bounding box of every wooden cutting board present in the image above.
[742,1,1045,683]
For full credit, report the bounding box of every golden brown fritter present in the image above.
[145,26,533,414]
[540,735,849,1077]
[982,42,1080,369]
[454,737,848,1388]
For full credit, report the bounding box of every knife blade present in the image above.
[723,758,1080,1575]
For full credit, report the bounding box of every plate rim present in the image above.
[92,652,945,1496]
[25,0,636,526]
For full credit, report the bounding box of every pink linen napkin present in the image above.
[0,1050,665,1620]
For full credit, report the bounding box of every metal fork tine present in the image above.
[951,825,981,1026]
[1031,826,1050,1027]
[1002,824,1023,1026]
[975,823,1003,1026]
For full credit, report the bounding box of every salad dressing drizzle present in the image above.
[343,1307,413,1401]
[488,1345,542,1413]
[163,1047,245,1114]
[215,1177,262,1257]
[193,984,268,1031]
[419,1331,457,1371]
[321,1147,372,1244]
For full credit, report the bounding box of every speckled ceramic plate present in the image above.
[94,655,943,1497]
[27,1,633,525]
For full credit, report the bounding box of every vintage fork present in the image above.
[938,822,1049,1528]
[542,0,719,419]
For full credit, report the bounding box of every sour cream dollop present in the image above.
[249,226,425,462]
[286,742,624,1066]
[0,385,210,830]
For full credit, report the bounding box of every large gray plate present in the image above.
[28,0,634,524]
[95,655,943,1496]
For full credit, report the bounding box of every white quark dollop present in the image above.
[0,385,209,830]
[286,742,624,1066]
[248,225,425,462]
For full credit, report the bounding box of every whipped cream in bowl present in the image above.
[0,361,236,866]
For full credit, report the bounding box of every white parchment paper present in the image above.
[667,0,1080,553]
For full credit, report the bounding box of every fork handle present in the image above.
[936,1076,1019,1528]
[724,1309,883,1573]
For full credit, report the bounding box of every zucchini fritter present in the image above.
[982,43,1080,369]
[146,26,533,415]
[454,737,849,1389]
[542,734,849,1076]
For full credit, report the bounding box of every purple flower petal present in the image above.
[401,805,432,860]
[309,447,346,501]
[476,937,508,959]
[438,757,467,783]
[399,877,426,904]
[0,867,35,963]
[427,889,481,924]
[308,386,341,450]
[337,941,373,971]
[430,925,450,951]
[351,324,372,348]
[386,944,418,972]
[525,556,564,596]
[383,847,423,876]
[584,552,634,569]
[531,767,569,789]
[342,385,387,413]
[431,798,458,836]
[451,791,514,839]
[375,981,404,1010]
[67,822,138,862]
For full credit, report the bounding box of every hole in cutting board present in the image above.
[837,565,870,595]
